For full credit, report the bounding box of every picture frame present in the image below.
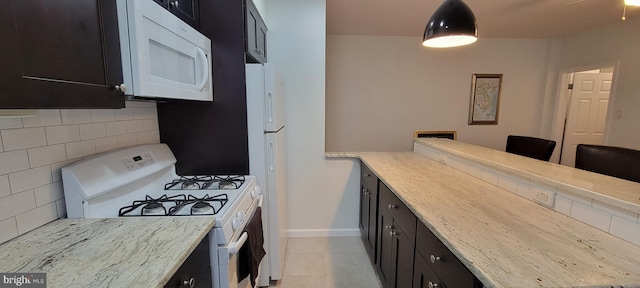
[468,74,503,125]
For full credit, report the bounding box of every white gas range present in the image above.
[61,143,263,288]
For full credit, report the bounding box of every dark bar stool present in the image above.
[505,135,556,161]
[575,144,640,183]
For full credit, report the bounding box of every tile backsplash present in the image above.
[0,101,159,244]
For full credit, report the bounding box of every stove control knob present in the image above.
[251,186,262,199]
[232,218,241,231]
[237,210,246,221]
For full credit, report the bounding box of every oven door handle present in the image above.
[227,232,248,255]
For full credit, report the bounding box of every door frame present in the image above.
[549,61,620,164]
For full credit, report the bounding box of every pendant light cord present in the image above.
[622,4,627,20]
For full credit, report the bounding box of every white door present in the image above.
[560,72,612,167]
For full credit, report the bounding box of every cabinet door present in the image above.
[377,208,393,288]
[360,183,370,247]
[245,0,267,63]
[171,0,199,29]
[413,251,445,288]
[390,225,414,288]
[366,185,378,264]
[0,0,125,108]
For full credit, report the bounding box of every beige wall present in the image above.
[557,16,640,150]
[326,36,557,152]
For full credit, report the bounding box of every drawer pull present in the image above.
[363,173,370,177]
[385,225,393,230]
[183,277,195,288]
[389,231,397,236]
[430,255,442,263]
[388,204,397,209]
[428,281,440,288]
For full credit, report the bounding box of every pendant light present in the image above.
[423,0,478,48]
[625,0,640,6]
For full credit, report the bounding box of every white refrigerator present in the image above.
[245,63,288,287]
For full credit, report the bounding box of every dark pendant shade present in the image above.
[423,0,478,48]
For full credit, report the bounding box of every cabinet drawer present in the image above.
[361,163,378,190]
[416,223,478,288]
[413,249,446,288]
[379,183,416,243]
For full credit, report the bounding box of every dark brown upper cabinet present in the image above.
[153,0,200,29]
[245,0,267,63]
[0,0,125,109]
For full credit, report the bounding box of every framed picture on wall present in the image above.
[468,74,503,125]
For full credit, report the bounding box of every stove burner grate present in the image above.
[164,175,245,190]
[118,194,187,216]
[167,194,229,216]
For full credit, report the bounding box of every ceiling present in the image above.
[327,0,640,38]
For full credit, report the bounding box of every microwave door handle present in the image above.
[196,48,209,91]
[227,232,248,255]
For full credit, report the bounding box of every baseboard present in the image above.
[286,228,360,238]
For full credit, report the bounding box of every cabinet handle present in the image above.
[388,204,397,209]
[389,231,397,237]
[385,225,393,230]
[428,281,440,288]
[114,84,127,93]
[170,1,179,7]
[430,255,441,263]
[363,173,370,177]
[183,277,194,288]
[364,192,370,196]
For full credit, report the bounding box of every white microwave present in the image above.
[116,0,213,101]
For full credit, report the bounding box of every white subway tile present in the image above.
[0,218,18,244]
[0,190,36,220]
[95,136,119,153]
[51,160,77,182]
[557,189,593,206]
[134,107,155,119]
[0,150,30,175]
[61,109,92,125]
[56,199,67,218]
[481,170,498,185]
[106,121,128,136]
[570,201,612,232]
[118,134,137,148]
[592,201,639,223]
[115,107,135,121]
[16,202,58,234]
[0,118,23,129]
[9,166,52,194]
[497,174,518,194]
[1,127,47,151]
[0,175,10,198]
[554,195,573,216]
[143,118,159,131]
[90,109,116,122]
[446,156,469,174]
[516,183,536,202]
[126,120,144,133]
[609,216,640,246]
[66,140,96,160]
[22,110,62,127]
[136,131,156,144]
[28,144,67,167]
[150,130,160,143]
[34,181,64,206]
[468,164,483,179]
[0,133,3,152]
[46,125,81,145]
[79,123,107,140]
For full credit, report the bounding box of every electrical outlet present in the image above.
[533,187,555,208]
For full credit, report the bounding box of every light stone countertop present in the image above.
[328,151,640,287]
[414,138,640,214]
[0,217,215,288]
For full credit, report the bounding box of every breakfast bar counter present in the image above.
[327,145,640,287]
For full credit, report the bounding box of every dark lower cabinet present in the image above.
[359,163,378,264]
[413,250,445,288]
[164,235,211,288]
[377,183,417,288]
[0,0,125,108]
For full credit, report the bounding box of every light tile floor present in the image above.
[272,237,382,288]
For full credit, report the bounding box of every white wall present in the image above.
[0,102,160,244]
[558,16,640,150]
[326,36,558,152]
[265,0,360,236]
